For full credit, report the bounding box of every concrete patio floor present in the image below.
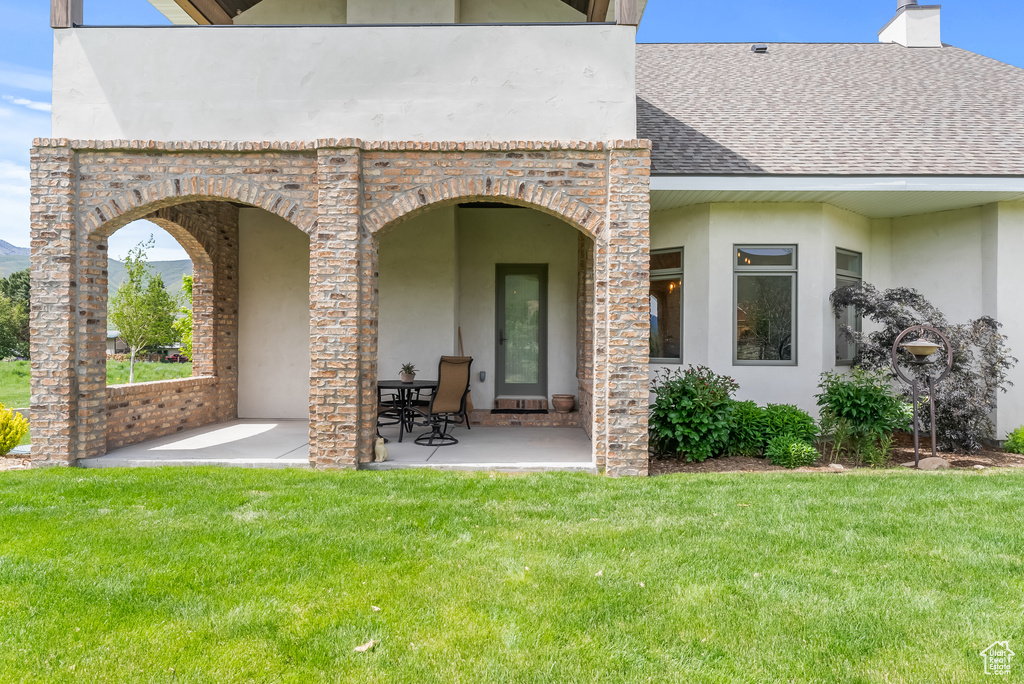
[368,423,595,473]
[77,419,595,472]
[79,420,310,469]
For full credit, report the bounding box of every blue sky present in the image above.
[0,0,1020,256]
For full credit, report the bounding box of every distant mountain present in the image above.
[0,240,29,256]
[108,260,193,298]
[0,256,193,298]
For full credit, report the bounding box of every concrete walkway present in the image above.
[77,420,595,473]
[79,419,310,469]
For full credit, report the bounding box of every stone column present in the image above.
[599,143,652,477]
[29,142,79,466]
[74,230,108,460]
[309,146,364,468]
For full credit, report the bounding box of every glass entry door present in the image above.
[495,264,548,397]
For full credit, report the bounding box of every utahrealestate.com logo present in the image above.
[981,641,1014,676]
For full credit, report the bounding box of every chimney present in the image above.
[879,0,942,48]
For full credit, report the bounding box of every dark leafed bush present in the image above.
[650,366,738,462]
[832,284,1016,452]
[817,369,911,464]
[726,401,769,457]
[763,404,818,445]
[765,434,819,469]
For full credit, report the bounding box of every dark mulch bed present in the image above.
[650,431,1024,476]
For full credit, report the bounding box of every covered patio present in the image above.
[78,420,594,472]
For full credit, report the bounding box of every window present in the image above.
[734,245,797,364]
[835,248,863,364]
[650,248,683,362]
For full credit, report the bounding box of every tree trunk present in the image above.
[129,348,136,384]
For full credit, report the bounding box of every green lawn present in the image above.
[105,360,193,386]
[0,360,193,409]
[0,468,1020,683]
[0,359,30,408]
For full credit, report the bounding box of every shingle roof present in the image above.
[637,43,1024,176]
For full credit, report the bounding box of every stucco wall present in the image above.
[51,25,636,142]
[377,209,458,382]
[457,207,580,408]
[649,202,872,414]
[236,0,347,24]
[234,0,582,25]
[237,209,311,419]
[888,207,986,322]
[986,202,1024,437]
[460,0,584,23]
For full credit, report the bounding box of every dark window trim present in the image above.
[651,247,683,364]
[733,244,798,366]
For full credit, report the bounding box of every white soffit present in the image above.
[147,0,199,25]
[650,176,1024,219]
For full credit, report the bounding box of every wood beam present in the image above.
[171,0,234,25]
[587,0,611,22]
[51,0,83,28]
[615,0,639,26]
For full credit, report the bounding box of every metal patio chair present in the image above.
[414,356,473,447]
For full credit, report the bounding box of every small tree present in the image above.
[108,239,179,383]
[172,274,194,361]
[0,269,30,359]
[832,283,1016,452]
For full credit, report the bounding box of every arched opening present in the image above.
[373,200,595,469]
[105,219,198,381]
[76,198,312,463]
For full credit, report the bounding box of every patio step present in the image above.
[494,396,548,411]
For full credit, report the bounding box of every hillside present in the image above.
[0,256,193,298]
[109,260,193,298]
[0,240,29,256]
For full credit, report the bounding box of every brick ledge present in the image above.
[106,375,217,399]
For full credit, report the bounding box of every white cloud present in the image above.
[0,62,51,93]
[0,160,30,249]
[2,96,51,113]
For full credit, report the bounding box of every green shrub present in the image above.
[817,369,910,464]
[727,400,769,457]
[0,404,28,456]
[650,366,738,462]
[763,404,818,445]
[765,434,819,469]
[1004,426,1024,455]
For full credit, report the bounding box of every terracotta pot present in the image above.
[551,394,576,414]
[400,372,416,383]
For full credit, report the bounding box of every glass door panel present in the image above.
[496,265,547,397]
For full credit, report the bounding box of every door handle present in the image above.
[499,329,506,345]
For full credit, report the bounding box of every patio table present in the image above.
[377,379,438,443]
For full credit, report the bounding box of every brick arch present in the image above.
[81,179,317,240]
[363,178,604,239]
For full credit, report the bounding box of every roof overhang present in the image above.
[651,175,1024,219]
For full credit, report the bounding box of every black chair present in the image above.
[376,386,403,441]
[414,356,473,447]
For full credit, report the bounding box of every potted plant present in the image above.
[400,363,417,383]
[551,394,576,414]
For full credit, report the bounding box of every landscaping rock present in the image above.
[901,457,951,470]
[829,464,845,472]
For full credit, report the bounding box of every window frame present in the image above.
[650,247,684,364]
[733,244,798,366]
[835,247,863,366]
